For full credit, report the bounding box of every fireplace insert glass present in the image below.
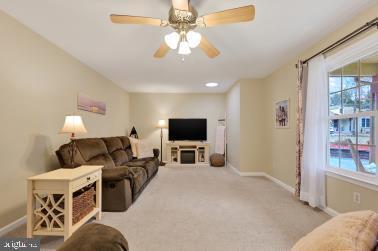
[181,150,196,164]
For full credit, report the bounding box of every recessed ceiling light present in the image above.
[206,83,219,88]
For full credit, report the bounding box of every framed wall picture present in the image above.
[78,94,106,115]
[275,99,290,129]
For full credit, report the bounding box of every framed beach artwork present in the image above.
[78,94,106,115]
[275,99,289,129]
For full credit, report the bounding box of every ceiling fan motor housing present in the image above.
[169,6,198,31]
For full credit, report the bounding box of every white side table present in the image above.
[27,165,103,241]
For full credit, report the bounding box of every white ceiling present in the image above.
[1,0,377,93]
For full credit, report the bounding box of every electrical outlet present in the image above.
[353,192,361,204]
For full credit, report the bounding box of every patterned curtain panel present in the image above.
[295,61,308,197]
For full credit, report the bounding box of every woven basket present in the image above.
[72,187,96,225]
[210,154,225,167]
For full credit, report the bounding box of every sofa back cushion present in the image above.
[102,137,129,166]
[125,149,133,160]
[86,154,116,169]
[75,138,116,169]
[56,143,86,167]
[119,136,134,160]
[102,137,123,153]
[119,137,131,150]
[75,138,109,161]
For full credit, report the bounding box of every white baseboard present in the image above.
[227,163,265,177]
[227,164,342,217]
[264,174,295,194]
[227,164,294,193]
[227,163,240,175]
[323,207,340,217]
[0,215,26,237]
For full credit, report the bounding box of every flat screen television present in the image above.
[169,119,207,141]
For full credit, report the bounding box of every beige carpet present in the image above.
[5,166,330,251]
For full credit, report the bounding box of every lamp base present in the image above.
[159,161,166,167]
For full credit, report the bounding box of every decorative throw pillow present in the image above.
[136,140,154,159]
[129,137,139,158]
[292,210,378,251]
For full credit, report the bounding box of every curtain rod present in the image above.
[296,17,378,68]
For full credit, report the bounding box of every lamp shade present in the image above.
[60,115,87,135]
[178,41,191,55]
[157,119,167,128]
[186,31,202,48]
[165,32,180,50]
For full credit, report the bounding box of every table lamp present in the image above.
[60,115,87,168]
[156,120,167,166]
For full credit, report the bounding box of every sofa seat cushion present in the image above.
[76,138,109,161]
[129,157,159,166]
[102,167,131,182]
[127,159,157,178]
[129,166,147,195]
[57,223,128,251]
[143,157,159,168]
[292,210,378,251]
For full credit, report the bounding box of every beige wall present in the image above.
[326,176,378,213]
[226,79,268,173]
[226,83,241,170]
[264,62,298,187]
[0,10,130,228]
[129,93,225,161]
[239,79,267,173]
[263,3,378,213]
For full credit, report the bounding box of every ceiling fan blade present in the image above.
[199,36,220,58]
[110,14,164,26]
[172,0,189,10]
[201,5,255,27]
[154,43,170,58]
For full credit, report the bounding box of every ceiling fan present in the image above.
[110,0,255,59]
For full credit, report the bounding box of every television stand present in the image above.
[166,141,209,165]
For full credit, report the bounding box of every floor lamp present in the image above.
[60,115,87,168]
[157,120,167,166]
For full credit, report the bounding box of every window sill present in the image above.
[326,168,378,192]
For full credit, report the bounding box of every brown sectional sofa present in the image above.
[56,136,159,212]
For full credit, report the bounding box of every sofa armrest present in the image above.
[153,148,160,158]
[102,167,131,182]
[57,223,129,251]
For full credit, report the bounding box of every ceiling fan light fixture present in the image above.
[178,41,191,55]
[164,32,180,49]
[186,31,202,48]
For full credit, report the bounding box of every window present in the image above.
[328,53,378,181]
[361,118,371,128]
